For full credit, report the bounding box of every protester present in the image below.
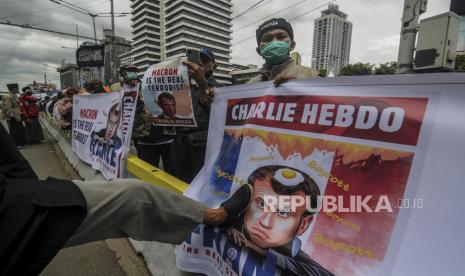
[175,47,217,183]
[19,86,44,144]
[47,92,63,120]
[39,96,50,112]
[250,18,319,85]
[0,84,27,148]
[83,79,105,94]
[55,87,76,130]
[0,123,253,276]
[128,64,178,175]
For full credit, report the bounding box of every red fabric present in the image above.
[19,95,40,118]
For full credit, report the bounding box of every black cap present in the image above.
[6,83,19,92]
[256,18,294,45]
[200,48,215,62]
[84,79,103,93]
[119,63,139,73]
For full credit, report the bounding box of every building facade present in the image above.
[312,4,352,76]
[102,29,132,85]
[130,0,163,70]
[57,64,92,90]
[230,64,260,85]
[130,0,233,84]
[119,50,135,67]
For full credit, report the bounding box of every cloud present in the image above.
[0,0,131,90]
[354,34,400,64]
[230,0,450,67]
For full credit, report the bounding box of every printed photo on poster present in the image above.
[71,91,138,180]
[141,57,196,127]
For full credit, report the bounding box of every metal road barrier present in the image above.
[126,153,188,193]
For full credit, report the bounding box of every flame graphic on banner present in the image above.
[226,128,412,163]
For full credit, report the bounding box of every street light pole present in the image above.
[76,24,82,89]
[110,0,116,84]
[48,0,128,83]
[92,15,97,43]
[396,0,428,74]
[90,15,102,80]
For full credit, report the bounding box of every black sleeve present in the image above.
[0,124,38,180]
[271,250,335,276]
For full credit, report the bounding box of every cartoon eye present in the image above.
[256,198,264,209]
[277,211,290,218]
[274,168,304,187]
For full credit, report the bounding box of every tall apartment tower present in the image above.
[130,0,163,70]
[312,4,352,76]
[130,0,233,84]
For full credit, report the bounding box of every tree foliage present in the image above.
[455,54,465,72]
[318,69,327,77]
[338,62,374,76]
[375,61,397,75]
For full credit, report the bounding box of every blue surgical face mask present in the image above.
[127,71,138,80]
[260,41,291,65]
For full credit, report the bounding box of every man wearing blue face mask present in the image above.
[250,18,319,86]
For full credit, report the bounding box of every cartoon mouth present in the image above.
[249,226,270,241]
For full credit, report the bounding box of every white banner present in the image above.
[141,57,196,127]
[72,85,138,180]
[175,74,465,276]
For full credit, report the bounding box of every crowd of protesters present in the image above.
[0,18,336,276]
[0,85,44,148]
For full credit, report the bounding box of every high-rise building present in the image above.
[312,4,352,76]
[130,0,163,70]
[130,0,233,84]
[119,51,134,67]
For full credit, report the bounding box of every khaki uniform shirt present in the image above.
[248,59,319,83]
[0,93,22,120]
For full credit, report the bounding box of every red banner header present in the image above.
[225,95,428,146]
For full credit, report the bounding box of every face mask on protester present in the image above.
[260,41,291,65]
[127,71,138,81]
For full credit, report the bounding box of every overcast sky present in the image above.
[0,0,451,90]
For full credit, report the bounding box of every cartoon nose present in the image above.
[259,211,273,228]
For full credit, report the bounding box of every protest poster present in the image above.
[71,87,138,180]
[175,74,465,276]
[141,57,196,127]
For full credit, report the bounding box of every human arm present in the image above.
[23,95,40,103]
[182,61,213,106]
[268,249,335,276]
